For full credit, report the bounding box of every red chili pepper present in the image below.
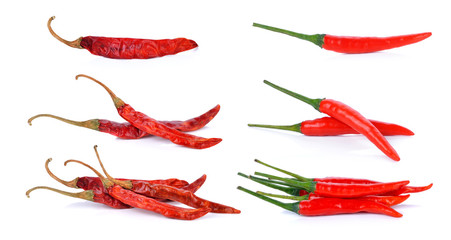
[90,146,240,214]
[253,23,431,54]
[76,74,222,149]
[66,159,211,220]
[48,17,198,59]
[249,116,414,136]
[263,80,400,161]
[237,186,402,217]
[28,105,220,139]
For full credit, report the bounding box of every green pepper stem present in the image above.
[257,191,308,201]
[238,172,301,195]
[254,159,312,182]
[263,80,323,111]
[237,186,298,213]
[252,23,325,48]
[248,123,301,133]
[255,172,315,192]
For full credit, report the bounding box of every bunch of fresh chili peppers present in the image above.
[238,160,431,217]
[26,146,240,220]
[249,80,411,161]
[48,16,198,59]
[29,74,221,149]
[253,23,431,54]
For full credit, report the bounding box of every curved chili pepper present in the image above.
[91,146,240,214]
[249,116,414,136]
[254,159,433,195]
[263,80,400,161]
[237,186,402,217]
[253,23,431,54]
[75,74,222,149]
[28,105,220,139]
[48,16,198,59]
[65,159,211,220]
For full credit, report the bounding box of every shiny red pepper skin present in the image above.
[300,117,414,136]
[253,23,431,54]
[312,181,409,198]
[297,197,402,217]
[323,33,432,53]
[108,185,211,220]
[79,37,197,59]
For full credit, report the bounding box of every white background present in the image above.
[2,0,450,239]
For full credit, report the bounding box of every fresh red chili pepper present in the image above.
[249,116,414,136]
[48,16,198,59]
[89,146,240,214]
[28,105,220,139]
[253,23,431,54]
[66,159,211,220]
[237,186,402,217]
[263,80,400,161]
[75,74,222,149]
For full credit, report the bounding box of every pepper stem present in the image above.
[248,123,301,133]
[263,80,323,111]
[238,172,302,196]
[237,186,298,213]
[26,186,94,201]
[252,23,325,48]
[28,114,100,131]
[47,16,83,49]
[75,74,125,109]
[45,158,79,188]
[64,159,114,189]
[254,159,312,182]
[256,191,308,201]
[255,172,315,192]
[92,145,133,189]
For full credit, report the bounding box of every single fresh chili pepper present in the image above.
[75,74,222,149]
[254,159,432,195]
[237,186,402,217]
[88,146,240,214]
[28,105,220,139]
[249,116,414,136]
[255,171,409,198]
[253,23,431,54]
[66,159,211,220]
[263,80,400,161]
[48,16,198,59]
[26,185,131,209]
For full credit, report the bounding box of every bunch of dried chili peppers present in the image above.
[249,80,411,160]
[26,146,240,220]
[29,74,221,149]
[238,160,431,217]
[48,16,198,59]
[253,23,431,54]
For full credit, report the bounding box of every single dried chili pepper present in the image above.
[237,186,402,217]
[263,80,400,161]
[75,74,222,149]
[48,16,198,59]
[249,116,414,136]
[253,23,431,54]
[65,159,211,220]
[255,171,409,198]
[28,105,220,139]
[254,159,432,195]
[87,146,240,214]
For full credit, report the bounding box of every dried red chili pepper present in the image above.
[249,116,414,136]
[76,74,222,149]
[28,105,220,139]
[48,16,198,59]
[87,146,240,214]
[263,80,400,161]
[237,186,402,217]
[65,159,211,220]
[253,23,431,53]
[254,159,433,195]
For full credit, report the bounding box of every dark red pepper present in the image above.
[263,80,400,161]
[48,16,198,59]
[253,23,431,54]
[249,116,414,136]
